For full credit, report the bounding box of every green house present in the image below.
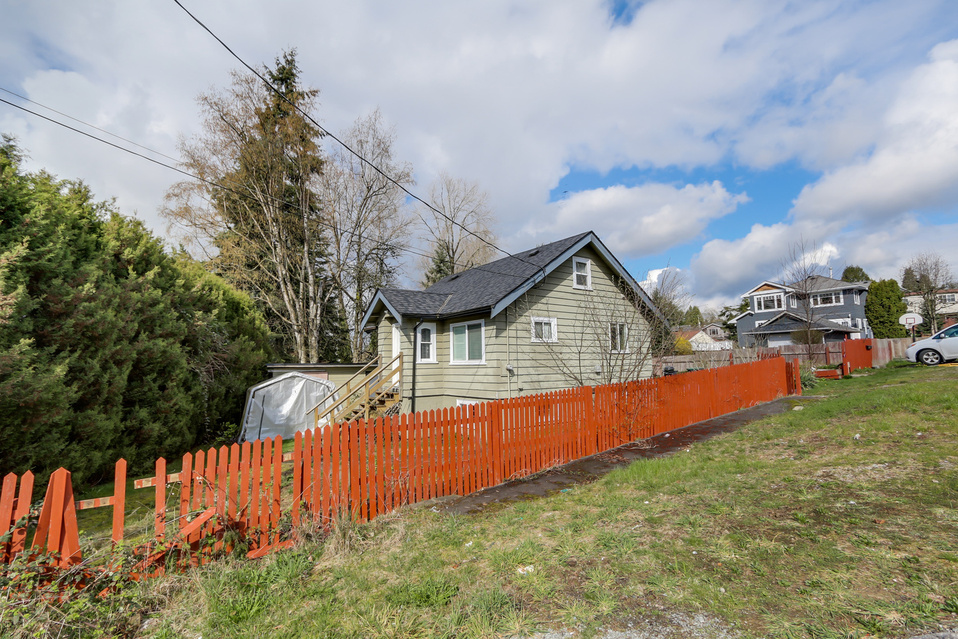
[360,232,665,414]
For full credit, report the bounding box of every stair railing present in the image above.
[307,352,403,427]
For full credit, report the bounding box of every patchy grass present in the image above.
[5,363,958,638]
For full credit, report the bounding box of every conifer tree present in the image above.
[0,139,273,485]
[864,279,907,338]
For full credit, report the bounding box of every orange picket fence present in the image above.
[0,357,799,578]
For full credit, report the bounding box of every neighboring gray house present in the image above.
[731,275,872,347]
[359,231,664,414]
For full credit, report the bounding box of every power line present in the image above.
[169,0,537,272]
[0,87,182,166]
[0,93,535,283]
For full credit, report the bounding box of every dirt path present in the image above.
[442,396,808,515]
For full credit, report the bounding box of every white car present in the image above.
[906,324,958,365]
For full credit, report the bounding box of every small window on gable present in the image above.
[789,295,796,309]
[416,323,436,363]
[573,257,592,290]
[610,322,628,353]
[531,317,557,343]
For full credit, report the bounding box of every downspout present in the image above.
[411,318,424,415]
[506,305,512,398]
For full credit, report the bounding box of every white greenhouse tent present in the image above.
[239,373,337,442]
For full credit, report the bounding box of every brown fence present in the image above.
[0,357,798,577]
[658,337,913,374]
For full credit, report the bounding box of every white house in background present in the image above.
[674,327,733,351]
[904,289,958,321]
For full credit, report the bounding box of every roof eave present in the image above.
[359,290,403,328]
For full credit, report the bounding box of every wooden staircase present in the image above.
[306,353,403,427]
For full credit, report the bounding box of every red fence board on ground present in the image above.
[0,357,796,578]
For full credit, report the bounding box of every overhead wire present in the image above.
[0,86,183,165]
[0,92,538,283]
[169,0,544,274]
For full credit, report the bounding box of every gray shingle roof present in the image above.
[363,231,659,325]
[417,231,591,317]
[785,274,869,292]
[743,311,857,335]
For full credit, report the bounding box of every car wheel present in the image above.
[918,349,943,366]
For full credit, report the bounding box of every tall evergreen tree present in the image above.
[165,50,345,362]
[901,267,920,292]
[422,239,456,287]
[864,279,907,338]
[682,305,704,326]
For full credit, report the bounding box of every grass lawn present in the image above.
[7,362,958,638]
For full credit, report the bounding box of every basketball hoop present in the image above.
[899,312,923,328]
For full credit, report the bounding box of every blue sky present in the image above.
[3,0,958,311]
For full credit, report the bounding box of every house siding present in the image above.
[737,284,871,347]
[379,246,653,413]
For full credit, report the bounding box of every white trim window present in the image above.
[572,257,592,290]
[531,317,558,343]
[416,323,436,363]
[940,293,957,305]
[610,322,628,353]
[755,293,783,311]
[451,320,485,364]
[789,295,797,309]
[854,291,861,305]
[810,291,843,307]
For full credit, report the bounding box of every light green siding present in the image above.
[375,247,654,413]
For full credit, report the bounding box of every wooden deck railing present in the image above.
[311,352,403,426]
[0,357,799,578]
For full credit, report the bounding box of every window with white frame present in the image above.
[789,295,797,308]
[610,322,628,353]
[833,317,851,326]
[854,291,861,305]
[755,293,783,311]
[941,293,957,305]
[416,323,436,363]
[451,320,484,364]
[810,291,843,307]
[531,317,557,343]
[572,257,592,290]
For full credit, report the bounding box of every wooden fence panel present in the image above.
[2,358,794,578]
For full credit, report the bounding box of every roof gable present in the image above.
[360,231,662,327]
[742,281,790,297]
[743,311,856,335]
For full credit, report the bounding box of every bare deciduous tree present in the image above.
[902,252,954,334]
[320,109,414,361]
[780,238,830,361]
[519,268,679,387]
[418,173,498,287]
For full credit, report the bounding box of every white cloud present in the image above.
[527,181,748,257]
[2,0,957,291]
[791,39,958,224]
